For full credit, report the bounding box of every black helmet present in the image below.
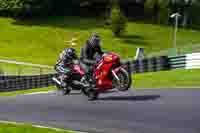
[64,48,77,59]
[88,33,101,49]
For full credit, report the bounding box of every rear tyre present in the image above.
[87,89,98,101]
[56,84,71,96]
[62,88,71,95]
[81,88,88,96]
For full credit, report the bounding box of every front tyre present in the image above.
[113,68,132,91]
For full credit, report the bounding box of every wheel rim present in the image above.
[113,68,130,91]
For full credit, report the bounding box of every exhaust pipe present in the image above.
[52,77,62,85]
[53,77,89,88]
[72,80,89,88]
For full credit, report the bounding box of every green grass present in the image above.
[0,16,200,89]
[0,62,54,75]
[0,87,55,96]
[134,69,200,89]
[0,16,200,65]
[0,122,75,133]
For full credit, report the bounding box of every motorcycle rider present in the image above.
[55,48,78,87]
[80,33,104,76]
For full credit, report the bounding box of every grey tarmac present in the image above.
[0,89,199,133]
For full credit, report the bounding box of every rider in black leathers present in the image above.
[80,33,104,74]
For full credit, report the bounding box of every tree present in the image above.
[0,0,23,17]
[111,1,127,37]
[0,0,80,18]
[144,0,169,24]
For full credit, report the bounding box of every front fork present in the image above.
[112,70,120,81]
[52,77,62,85]
[53,74,68,87]
[112,68,122,88]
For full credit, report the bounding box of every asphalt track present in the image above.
[0,89,200,133]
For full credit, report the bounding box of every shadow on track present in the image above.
[98,95,161,101]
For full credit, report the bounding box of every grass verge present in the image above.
[0,87,56,97]
[0,62,54,75]
[0,16,200,65]
[134,69,200,89]
[0,122,76,133]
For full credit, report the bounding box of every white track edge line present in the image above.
[0,120,86,133]
[21,90,56,95]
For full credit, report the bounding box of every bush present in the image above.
[0,0,80,18]
[159,0,170,24]
[51,0,79,16]
[189,2,200,27]
[144,0,170,24]
[0,0,52,18]
[111,5,127,37]
[0,0,22,17]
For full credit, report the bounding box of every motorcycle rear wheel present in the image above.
[56,84,71,95]
[87,89,98,100]
[62,88,71,95]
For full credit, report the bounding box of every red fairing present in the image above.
[103,52,120,63]
[94,52,120,92]
[64,64,85,76]
[73,65,85,76]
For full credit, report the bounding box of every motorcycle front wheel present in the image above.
[112,68,132,91]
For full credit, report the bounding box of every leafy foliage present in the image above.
[144,0,170,24]
[189,2,200,27]
[0,0,80,18]
[0,0,22,17]
[111,4,127,37]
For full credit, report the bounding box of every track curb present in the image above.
[0,120,86,133]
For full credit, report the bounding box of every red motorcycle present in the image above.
[52,60,86,95]
[84,52,132,100]
[53,52,132,100]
